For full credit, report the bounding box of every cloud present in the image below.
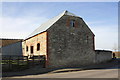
[86,21,107,26]
[1,16,118,51]
[90,25,118,51]
[1,16,48,39]
[85,19,118,51]
[0,32,29,39]
[1,15,118,51]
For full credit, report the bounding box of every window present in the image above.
[86,36,89,43]
[37,43,40,51]
[70,20,75,27]
[30,46,34,54]
[26,46,28,52]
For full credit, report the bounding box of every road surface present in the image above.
[3,59,120,79]
[11,68,118,78]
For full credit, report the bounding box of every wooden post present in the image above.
[17,56,19,66]
[39,55,41,64]
[32,56,34,66]
[43,56,46,68]
[26,56,29,67]
[8,56,11,70]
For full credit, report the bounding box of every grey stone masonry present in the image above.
[47,15,95,68]
[95,50,112,63]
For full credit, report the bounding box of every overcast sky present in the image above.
[1,2,118,51]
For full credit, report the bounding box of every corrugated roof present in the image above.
[0,38,23,40]
[0,39,23,47]
[25,10,79,39]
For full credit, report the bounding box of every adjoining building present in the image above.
[0,38,23,56]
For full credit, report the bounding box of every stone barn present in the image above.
[22,10,96,68]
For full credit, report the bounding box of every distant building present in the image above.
[112,51,120,58]
[1,38,23,56]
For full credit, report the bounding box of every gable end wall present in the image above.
[47,15,95,68]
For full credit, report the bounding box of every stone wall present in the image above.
[47,15,95,68]
[23,32,47,57]
[95,50,112,63]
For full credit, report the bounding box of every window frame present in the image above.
[26,46,28,52]
[86,36,89,43]
[37,43,40,51]
[30,46,34,54]
[70,20,75,27]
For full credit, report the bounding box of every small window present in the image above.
[37,43,40,51]
[26,46,28,52]
[86,36,89,43]
[70,20,75,27]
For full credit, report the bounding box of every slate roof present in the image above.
[25,10,79,39]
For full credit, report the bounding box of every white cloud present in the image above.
[1,16,118,51]
[85,20,118,51]
[0,32,29,39]
[86,21,106,25]
[91,25,118,51]
[1,16,48,39]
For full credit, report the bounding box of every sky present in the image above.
[1,2,118,51]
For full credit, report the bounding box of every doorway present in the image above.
[30,46,34,54]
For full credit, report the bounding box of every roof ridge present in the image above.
[25,10,79,39]
[64,10,79,17]
[25,11,65,39]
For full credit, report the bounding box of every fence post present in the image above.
[43,56,46,68]
[26,56,29,68]
[17,56,19,66]
[32,56,34,66]
[39,55,41,64]
[8,56,11,70]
